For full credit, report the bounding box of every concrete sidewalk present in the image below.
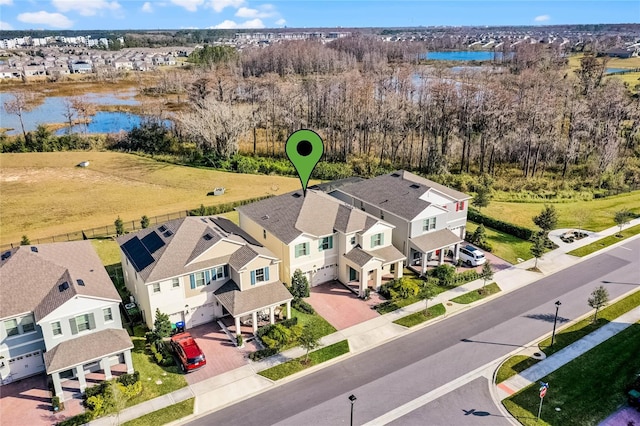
[496,306,640,400]
[89,218,640,426]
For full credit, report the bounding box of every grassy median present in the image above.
[567,224,640,257]
[450,283,501,304]
[122,398,194,426]
[258,340,350,381]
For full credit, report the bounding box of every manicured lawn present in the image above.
[393,303,446,327]
[375,269,450,314]
[538,289,640,357]
[126,326,188,407]
[450,282,501,304]
[258,340,350,381]
[0,151,310,245]
[567,224,640,257]
[503,323,640,426]
[466,222,532,264]
[481,191,640,232]
[122,398,194,426]
[291,307,337,338]
[495,355,541,384]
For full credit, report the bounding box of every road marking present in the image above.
[497,382,516,396]
[362,359,501,426]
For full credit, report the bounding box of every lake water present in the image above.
[0,90,166,136]
[605,68,627,74]
[423,51,500,61]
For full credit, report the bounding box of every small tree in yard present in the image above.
[530,231,546,269]
[533,204,558,233]
[470,224,487,245]
[290,269,310,299]
[140,215,150,229]
[299,319,322,364]
[472,185,491,210]
[480,260,493,293]
[20,235,30,245]
[110,380,127,426]
[154,309,172,338]
[614,209,633,236]
[419,281,438,315]
[114,216,125,236]
[588,286,609,323]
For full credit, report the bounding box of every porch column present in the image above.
[373,268,382,291]
[252,311,258,334]
[76,365,87,393]
[124,350,134,374]
[439,249,444,265]
[394,262,403,279]
[269,306,275,325]
[454,243,460,262]
[100,357,112,380]
[235,316,241,338]
[52,372,64,400]
[286,300,291,319]
[421,253,428,276]
[359,268,367,297]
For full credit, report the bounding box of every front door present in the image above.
[349,267,358,281]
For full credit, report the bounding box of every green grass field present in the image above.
[503,323,640,426]
[567,224,640,257]
[466,222,532,264]
[482,191,640,232]
[0,152,311,245]
[495,355,541,384]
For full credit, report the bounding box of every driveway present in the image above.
[307,281,380,330]
[0,374,83,426]
[181,322,254,386]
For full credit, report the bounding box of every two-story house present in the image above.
[0,241,134,402]
[117,216,293,336]
[333,170,471,275]
[237,190,405,298]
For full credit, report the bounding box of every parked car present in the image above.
[459,245,486,266]
[170,332,206,372]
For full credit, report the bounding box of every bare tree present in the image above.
[3,92,35,143]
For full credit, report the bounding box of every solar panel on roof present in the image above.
[1,251,12,260]
[203,234,213,241]
[122,237,155,272]
[141,231,165,254]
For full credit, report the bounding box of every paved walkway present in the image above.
[88,218,640,426]
[496,306,640,400]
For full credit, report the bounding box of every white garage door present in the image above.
[311,265,336,286]
[188,303,215,327]
[8,350,44,381]
[169,311,184,325]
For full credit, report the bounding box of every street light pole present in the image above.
[551,300,561,347]
[349,394,357,426]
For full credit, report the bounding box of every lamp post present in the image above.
[349,394,357,426]
[551,300,561,347]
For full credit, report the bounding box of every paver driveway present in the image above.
[307,281,380,330]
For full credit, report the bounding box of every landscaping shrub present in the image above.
[84,382,108,399]
[292,298,315,314]
[236,334,243,347]
[187,195,273,216]
[149,340,174,367]
[56,412,94,426]
[453,270,481,285]
[378,277,420,299]
[248,347,279,361]
[431,264,456,287]
[116,371,140,387]
[468,208,534,240]
[52,395,62,412]
[119,381,142,399]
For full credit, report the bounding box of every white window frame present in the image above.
[172,278,180,288]
[255,268,266,283]
[371,233,383,247]
[295,242,309,258]
[4,319,18,337]
[152,283,161,293]
[103,307,113,322]
[76,314,91,332]
[319,236,333,251]
[21,315,35,333]
[195,272,206,287]
[51,321,62,337]
[213,266,225,280]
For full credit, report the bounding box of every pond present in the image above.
[605,68,628,74]
[0,90,169,135]
[422,51,502,61]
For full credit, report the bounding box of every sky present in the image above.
[0,1,638,31]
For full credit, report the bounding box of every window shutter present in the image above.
[380,233,384,245]
[189,274,195,289]
[456,203,459,211]
[205,270,211,285]
[264,267,270,281]
[305,242,309,254]
[329,237,333,249]
[461,201,465,210]
[370,235,375,246]
[250,271,256,285]
[69,318,78,335]
[223,265,229,277]
[88,313,96,330]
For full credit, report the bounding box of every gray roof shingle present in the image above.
[343,248,375,267]
[0,241,120,321]
[214,280,293,317]
[336,170,471,221]
[44,328,133,373]
[409,229,464,253]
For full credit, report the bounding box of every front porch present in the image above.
[408,229,464,276]
[343,245,406,298]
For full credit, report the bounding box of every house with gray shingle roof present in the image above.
[237,190,405,298]
[332,170,471,275]
[0,241,133,402]
[117,216,292,337]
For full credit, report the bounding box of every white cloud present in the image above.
[211,18,264,29]
[0,0,14,6]
[208,0,244,13]
[534,15,550,22]
[17,11,73,28]
[235,4,275,18]
[141,1,153,12]
[0,20,14,30]
[170,0,204,12]
[275,18,285,26]
[52,0,121,16]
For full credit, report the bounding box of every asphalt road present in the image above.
[188,239,640,426]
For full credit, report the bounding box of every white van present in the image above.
[459,245,486,266]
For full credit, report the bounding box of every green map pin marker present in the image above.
[286,129,324,196]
